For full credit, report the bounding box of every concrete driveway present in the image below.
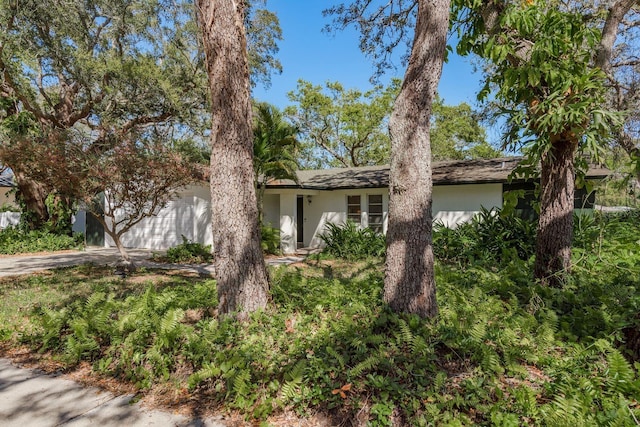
[0,247,306,278]
[0,248,158,278]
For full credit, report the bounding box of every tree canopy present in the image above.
[431,97,502,161]
[285,79,400,168]
[0,0,283,231]
[285,78,498,168]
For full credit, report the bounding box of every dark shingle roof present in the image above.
[266,157,609,190]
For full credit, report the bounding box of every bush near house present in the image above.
[0,227,84,255]
[320,220,386,260]
[261,224,281,255]
[0,211,638,425]
[154,236,213,264]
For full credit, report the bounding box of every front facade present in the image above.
[103,157,608,253]
[264,183,504,254]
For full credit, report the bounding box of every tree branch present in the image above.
[596,0,638,73]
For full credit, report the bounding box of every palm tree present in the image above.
[253,102,299,224]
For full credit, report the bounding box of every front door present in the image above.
[296,195,304,248]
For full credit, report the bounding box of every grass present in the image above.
[0,212,639,425]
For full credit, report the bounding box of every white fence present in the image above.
[0,212,20,230]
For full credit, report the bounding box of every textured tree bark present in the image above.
[383,0,450,319]
[196,0,269,315]
[12,170,49,230]
[534,136,578,286]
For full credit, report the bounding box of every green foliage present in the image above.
[285,80,499,168]
[320,221,386,260]
[4,211,640,424]
[260,224,281,255]
[0,227,83,254]
[32,279,218,388]
[252,102,299,225]
[159,236,213,264]
[433,207,537,267]
[455,1,620,163]
[0,203,19,213]
[285,79,400,168]
[431,96,502,161]
[253,102,298,184]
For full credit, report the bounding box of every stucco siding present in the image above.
[263,194,280,229]
[303,189,388,249]
[106,184,208,250]
[433,183,503,227]
[103,182,504,252]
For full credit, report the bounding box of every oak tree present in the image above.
[196,0,269,315]
[0,0,208,230]
[329,0,451,318]
[0,0,282,232]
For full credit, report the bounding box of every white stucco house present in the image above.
[101,157,609,253]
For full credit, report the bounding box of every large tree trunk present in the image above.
[12,170,49,230]
[383,0,450,319]
[196,0,269,316]
[534,136,578,286]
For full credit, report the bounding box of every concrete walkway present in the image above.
[0,359,226,426]
[0,247,305,277]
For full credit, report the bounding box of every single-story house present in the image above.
[101,157,609,254]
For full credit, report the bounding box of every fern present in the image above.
[325,345,345,369]
[605,349,637,395]
[157,308,184,349]
[188,362,222,390]
[350,349,384,377]
[232,369,252,398]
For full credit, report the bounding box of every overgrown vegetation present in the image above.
[0,211,639,425]
[320,221,386,260]
[153,236,213,264]
[0,227,84,255]
[261,224,281,255]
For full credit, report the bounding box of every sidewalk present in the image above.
[0,359,226,427]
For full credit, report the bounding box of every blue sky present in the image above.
[251,0,485,111]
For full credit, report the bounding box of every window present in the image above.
[347,195,361,224]
[368,195,383,233]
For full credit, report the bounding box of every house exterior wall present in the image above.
[105,182,503,252]
[106,184,211,250]
[263,194,280,228]
[302,189,389,249]
[433,183,503,227]
[281,183,502,253]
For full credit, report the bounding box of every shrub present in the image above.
[433,207,536,266]
[261,224,280,255]
[161,236,213,264]
[320,221,386,260]
[0,203,19,213]
[0,227,84,255]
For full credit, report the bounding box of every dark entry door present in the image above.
[296,195,304,247]
[85,194,105,247]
